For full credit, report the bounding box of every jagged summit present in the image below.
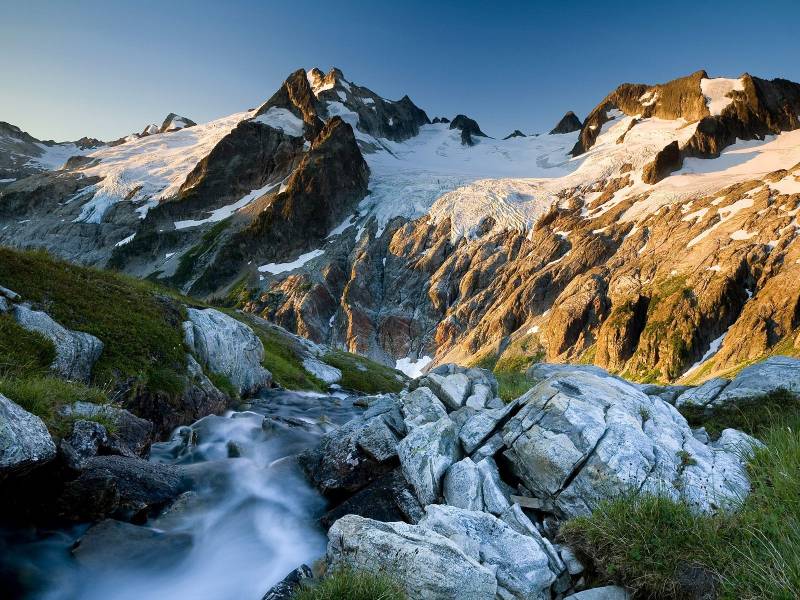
[160,113,196,133]
[503,130,526,139]
[549,111,582,135]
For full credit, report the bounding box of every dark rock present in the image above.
[72,519,192,569]
[642,140,682,184]
[503,130,526,139]
[159,113,196,133]
[450,114,488,146]
[550,111,583,135]
[674,563,718,600]
[60,402,153,457]
[57,455,187,522]
[320,468,423,529]
[298,413,398,501]
[61,420,108,466]
[262,564,313,600]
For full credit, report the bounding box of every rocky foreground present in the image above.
[271,357,799,599]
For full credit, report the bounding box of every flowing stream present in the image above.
[2,389,361,600]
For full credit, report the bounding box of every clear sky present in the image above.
[2,0,799,142]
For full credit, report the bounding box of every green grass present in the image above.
[472,354,537,403]
[0,314,55,376]
[207,370,239,400]
[679,389,800,440]
[0,375,110,437]
[0,248,187,394]
[293,567,407,600]
[561,392,800,599]
[323,351,406,394]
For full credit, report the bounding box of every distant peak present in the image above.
[549,111,582,135]
[160,113,196,133]
[503,130,526,139]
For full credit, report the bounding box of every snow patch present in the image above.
[258,249,324,274]
[253,108,305,137]
[395,355,433,378]
[174,181,275,229]
[700,78,744,116]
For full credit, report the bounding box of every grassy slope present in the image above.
[561,391,800,599]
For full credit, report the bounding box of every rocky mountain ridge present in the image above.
[1,67,799,385]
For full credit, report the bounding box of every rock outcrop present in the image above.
[450,114,488,146]
[304,363,765,599]
[0,393,56,479]
[549,111,582,135]
[6,303,103,382]
[183,308,272,396]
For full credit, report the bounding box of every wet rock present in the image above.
[299,414,398,498]
[58,455,186,521]
[320,468,422,528]
[11,304,103,382]
[261,564,313,600]
[0,393,56,479]
[183,308,272,396]
[72,519,192,569]
[327,514,497,599]
[397,416,461,505]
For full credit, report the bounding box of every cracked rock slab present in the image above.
[501,368,759,518]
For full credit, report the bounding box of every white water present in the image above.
[2,389,362,600]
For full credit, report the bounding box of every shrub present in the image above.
[293,568,407,600]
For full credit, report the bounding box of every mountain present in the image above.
[1,68,799,385]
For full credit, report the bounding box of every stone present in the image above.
[327,514,497,599]
[320,468,423,528]
[472,433,505,461]
[443,457,483,511]
[477,457,512,515]
[675,377,729,408]
[420,504,558,599]
[261,565,313,600]
[397,416,461,505]
[714,356,800,405]
[465,382,492,409]
[302,357,341,385]
[11,304,103,382]
[459,401,520,454]
[57,455,187,521]
[423,372,472,410]
[60,402,153,458]
[559,546,585,576]
[0,393,56,479]
[0,285,20,301]
[72,519,192,569]
[183,308,272,396]
[564,586,630,600]
[355,416,399,463]
[400,386,448,430]
[299,415,396,497]
[62,420,108,464]
[502,368,759,518]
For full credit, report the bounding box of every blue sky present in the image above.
[2,0,799,141]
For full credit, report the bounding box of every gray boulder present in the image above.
[302,357,341,385]
[398,416,461,505]
[420,504,557,599]
[0,393,56,479]
[502,368,759,518]
[675,377,729,408]
[400,386,448,430]
[183,308,272,396]
[327,514,498,599]
[422,372,472,410]
[61,420,109,466]
[564,586,630,600]
[443,457,483,511]
[714,356,800,405]
[11,304,103,382]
